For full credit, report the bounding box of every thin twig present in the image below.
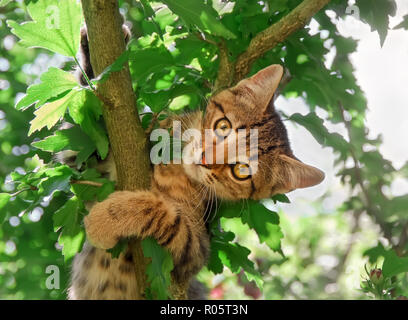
[93,89,116,109]
[195,32,218,46]
[74,57,95,90]
[75,55,116,109]
[397,222,408,256]
[10,186,37,197]
[335,210,362,277]
[70,180,104,188]
[145,112,161,136]
[339,102,394,244]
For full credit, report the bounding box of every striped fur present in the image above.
[69,65,325,300]
[69,162,210,299]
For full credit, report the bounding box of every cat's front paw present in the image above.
[84,201,121,250]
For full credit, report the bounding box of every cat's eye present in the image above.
[214,118,232,138]
[231,163,251,180]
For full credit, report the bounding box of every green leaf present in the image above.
[28,89,78,136]
[242,200,283,253]
[67,90,109,159]
[107,239,129,259]
[96,182,115,202]
[71,169,115,204]
[215,200,283,253]
[208,247,224,274]
[0,193,11,223]
[215,201,244,219]
[289,112,349,156]
[16,68,77,110]
[94,47,131,84]
[53,196,85,261]
[53,196,79,231]
[394,15,408,30]
[32,125,96,164]
[382,250,408,278]
[161,0,236,39]
[169,95,191,111]
[356,0,397,46]
[271,194,290,204]
[383,195,408,220]
[209,229,263,288]
[363,243,387,263]
[129,46,174,82]
[141,237,174,300]
[38,165,73,197]
[59,224,85,262]
[140,0,155,17]
[7,0,82,56]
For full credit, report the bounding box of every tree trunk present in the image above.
[81,0,151,299]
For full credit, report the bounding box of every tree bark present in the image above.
[81,0,151,299]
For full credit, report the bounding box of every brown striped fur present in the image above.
[69,65,324,300]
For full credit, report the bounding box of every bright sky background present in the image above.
[276,0,408,216]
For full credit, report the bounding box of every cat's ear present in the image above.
[236,64,284,110]
[278,154,325,192]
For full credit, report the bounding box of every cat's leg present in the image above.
[84,191,209,282]
[69,243,140,300]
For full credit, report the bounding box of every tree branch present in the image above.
[397,222,408,256]
[214,39,234,92]
[234,0,331,82]
[81,0,152,299]
[213,0,331,90]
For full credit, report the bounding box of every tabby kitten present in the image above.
[68,60,324,298]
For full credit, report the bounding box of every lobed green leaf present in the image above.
[7,0,82,56]
[161,0,236,39]
[16,67,77,111]
[142,237,174,300]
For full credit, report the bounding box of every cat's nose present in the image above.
[201,152,207,165]
[199,151,215,168]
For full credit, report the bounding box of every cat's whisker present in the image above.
[203,187,215,226]
[189,187,211,229]
[209,196,222,223]
[210,185,219,223]
[208,188,216,224]
[206,188,215,225]
[189,183,207,203]
[202,188,212,224]
[189,185,209,217]
[194,181,211,209]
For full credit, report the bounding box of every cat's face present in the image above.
[183,65,324,200]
